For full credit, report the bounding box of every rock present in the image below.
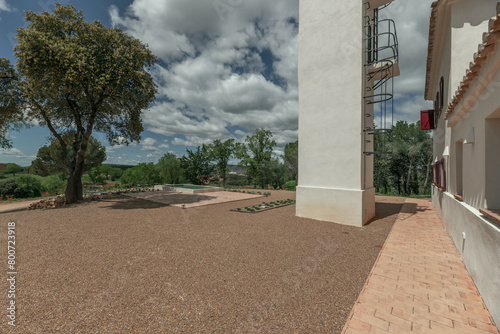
[29,196,66,210]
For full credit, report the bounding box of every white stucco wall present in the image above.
[298,1,364,190]
[450,0,494,94]
[432,191,500,326]
[447,43,500,209]
[430,0,500,326]
[296,0,375,226]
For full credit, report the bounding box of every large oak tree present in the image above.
[7,4,158,203]
[31,134,106,177]
[0,58,26,149]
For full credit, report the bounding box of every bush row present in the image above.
[0,174,66,200]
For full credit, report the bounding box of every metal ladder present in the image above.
[363,0,399,155]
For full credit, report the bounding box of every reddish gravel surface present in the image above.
[0,191,405,333]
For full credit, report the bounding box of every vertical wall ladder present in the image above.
[363,0,399,155]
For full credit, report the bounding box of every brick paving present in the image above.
[342,198,500,334]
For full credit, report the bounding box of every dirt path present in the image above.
[0,199,39,213]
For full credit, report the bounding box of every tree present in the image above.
[269,158,289,189]
[121,167,140,186]
[180,145,213,185]
[4,163,22,176]
[100,165,112,180]
[209,139,235,187]
[109,167,123,181]
[283,141,298,181]
[157,153,183,184]
[31,135,106,177]
[88,166,105,185]
[7,4,157,203]
[135,163,160,185]
[0,58,26,149]
[373,121,432,196]
[119,163,159,186]
[42,173,66,194]
[236,129,276,188]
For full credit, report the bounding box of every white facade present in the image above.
[296,0,398,227]
[425,0,500,325]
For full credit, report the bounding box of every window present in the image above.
[456,141,463,195]
[439,76,445,111]
[441,158,446,191]
[420,110,435,130]
[485,118,500,208]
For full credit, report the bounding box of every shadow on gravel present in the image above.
[102,196,170,210]
[102,192,217,210]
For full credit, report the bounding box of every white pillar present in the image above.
[296,0,375,226]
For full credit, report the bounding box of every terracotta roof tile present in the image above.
[445,3,500,120]
[424,1,441,99]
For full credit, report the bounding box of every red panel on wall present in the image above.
[420,110,435,130]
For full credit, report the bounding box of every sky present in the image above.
[0,0,434,166]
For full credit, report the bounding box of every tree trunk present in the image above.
[65,171,83,204]
[406,158,413,196]
[421,155,432,195]
[65,158,85,204]
[400,175,406,196]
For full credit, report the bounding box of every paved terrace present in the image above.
[342,198,499,334]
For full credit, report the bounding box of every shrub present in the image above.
[0,179,19,200]
[42,174,66,194]
[284,180,297,191]
[14,175,45,198]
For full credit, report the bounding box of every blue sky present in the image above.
[0,0,434,166]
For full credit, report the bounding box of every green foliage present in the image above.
[88,166,105,185]
[120,167,140,186]
[5,175,44,199]
[374,121,432,197]
[269,158,289,190]
[99,165,112,180]
[180,145,213,185]
[31,135,106,176]
[42,173,66,194]
[157,153,183,184]
[0,179,19,199]
[284,180,297,191]
[236,129,276,188]
[225,173,247,186]
[209,139,235,187]
[7,4,158,203]
[4,163,22,176]
[120,163,159,186]
[0,58,27,149]
[283,141,298,181]
[109,167,123,181]
[135,163,160,185]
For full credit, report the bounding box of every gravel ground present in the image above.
[0,191,405,333]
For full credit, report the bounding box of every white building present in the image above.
[424,0,500,325]
[296,0,399,226]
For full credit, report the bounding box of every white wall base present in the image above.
[432,189,500,326]
[296,186,375,227]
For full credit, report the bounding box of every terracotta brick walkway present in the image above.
[342,198,499,334]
